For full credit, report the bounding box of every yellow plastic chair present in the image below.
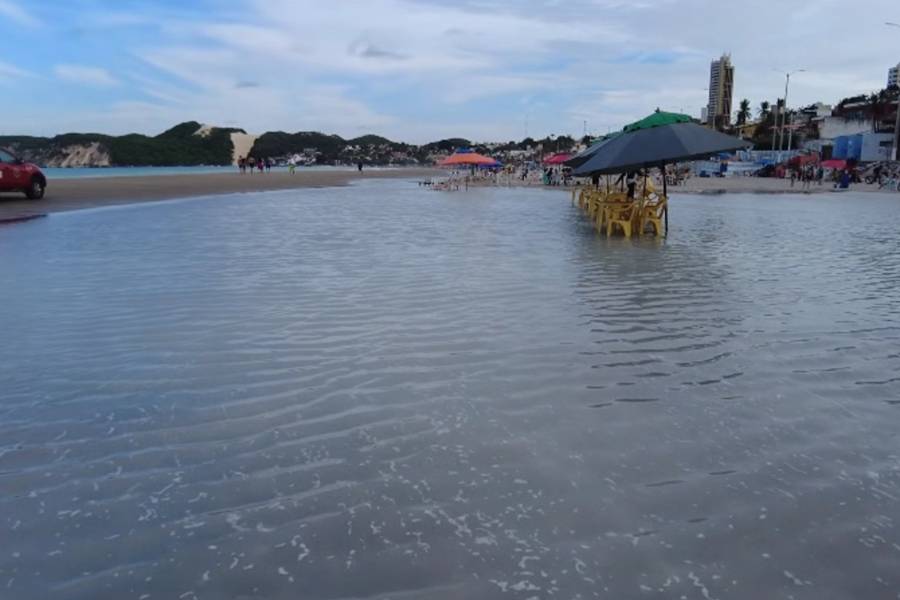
[639,193,667,236]
[593,191,623,231]
[605,196,636,237]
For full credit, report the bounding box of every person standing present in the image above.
[238,156,246,173]
[357,161,364,172]
[247,156,256,173]
[626,170,637,199]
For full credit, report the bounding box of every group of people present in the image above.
[542,166,573,186]
[237,156,274,173]
[788,165,825,190]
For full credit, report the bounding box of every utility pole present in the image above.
[771,100,778,152]
[787,111,795,152]
[773,69,806,153]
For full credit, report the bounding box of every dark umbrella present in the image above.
[565,131,623,170]
[572,111,751,232]
[572,121,751,177]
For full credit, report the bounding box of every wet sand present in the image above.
[670,176,887,195]
[0,168,440,222]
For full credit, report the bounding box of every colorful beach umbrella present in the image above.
[543,153,573,165]
[437,151,498,167]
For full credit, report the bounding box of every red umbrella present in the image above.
[543,153,573,165]
[437,152,497,167]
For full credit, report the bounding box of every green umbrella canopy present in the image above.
[622,109,693,133]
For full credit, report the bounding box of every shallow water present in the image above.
[2,182,900,599]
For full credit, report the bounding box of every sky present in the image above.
[1,0,899,143]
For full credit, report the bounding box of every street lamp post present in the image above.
[887,22,900,161]
[774,69,806,153]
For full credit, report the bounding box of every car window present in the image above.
[0,149,15,163]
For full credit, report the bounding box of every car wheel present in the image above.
[25,177,45,200]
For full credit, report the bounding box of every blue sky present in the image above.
[1,0,899,143]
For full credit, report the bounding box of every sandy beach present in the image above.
[0,168,440,222]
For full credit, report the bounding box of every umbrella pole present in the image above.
[662,163,668,235]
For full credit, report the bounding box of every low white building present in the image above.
[816,115,870,140]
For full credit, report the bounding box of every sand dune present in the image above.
[230,132,259,165]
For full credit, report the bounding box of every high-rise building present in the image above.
[889,63,900,88]
[707,53,734,130]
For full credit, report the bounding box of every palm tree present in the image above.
[737,99,752,125]
[868,93,880,132]
[758,100,771,119]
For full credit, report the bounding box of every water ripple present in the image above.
[2,184,900,599]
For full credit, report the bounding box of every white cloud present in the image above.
[10,0,900,142]
[54,64,119,87]
[0,59,30,80]
[0,0,38,27]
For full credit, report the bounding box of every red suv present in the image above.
[0,147,46,199]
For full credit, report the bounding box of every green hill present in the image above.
[107,121,245,166]
[249,131,347,163]
[0,122,243,167]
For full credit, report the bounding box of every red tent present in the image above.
[543,153,573,165]
[821,159,847,170]
[788,152,819,167]
[437,152,497,167]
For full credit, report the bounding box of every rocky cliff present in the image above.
[0,122,241,167]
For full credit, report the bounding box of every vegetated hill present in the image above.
[347,134,396,147]
[249,131,347,163]
[0,122,244,167]
[419,138,472,154]
[107,121,244,166]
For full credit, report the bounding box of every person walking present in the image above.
[258,158,265,173]
[247,156,256,174]
[357,161,364,173]
[238,156,246,173]
[265,157,272,172]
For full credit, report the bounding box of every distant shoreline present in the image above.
[3,170,896,225]
[0,168,441,222]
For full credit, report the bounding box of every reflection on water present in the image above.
[2,182,900,599]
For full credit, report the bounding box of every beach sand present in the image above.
[0,168,440,222]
